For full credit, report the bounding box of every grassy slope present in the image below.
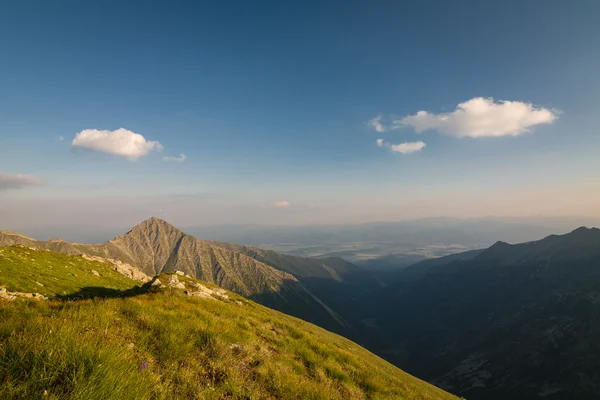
[0,246,139,297]
[0,247,458,400]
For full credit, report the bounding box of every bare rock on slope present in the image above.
[81,255,151,282]
[185,281,229,299]
[0,287,47,301]
[167,274,186,289]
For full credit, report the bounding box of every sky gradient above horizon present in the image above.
[2,0,600,235]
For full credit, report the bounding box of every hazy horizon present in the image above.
[4,214,599,245]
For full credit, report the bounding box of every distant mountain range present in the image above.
[185,216,599,248]
[177,216,599,264]
[371,226,600,399]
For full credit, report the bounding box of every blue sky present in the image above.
[1,0,600,235]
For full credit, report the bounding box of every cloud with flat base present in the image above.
[71,128,163,160]
[372,97,559,138]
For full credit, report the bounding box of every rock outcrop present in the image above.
[81,254,151,282]
[0,287,47,301]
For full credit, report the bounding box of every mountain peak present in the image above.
[570,226,599,235]
[115,218,187,244]
[146,216,170,224]
[135,217,180,231]
[490,240,510,249]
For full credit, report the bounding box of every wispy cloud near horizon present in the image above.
[0,172,43,191]
[163,154,187,163]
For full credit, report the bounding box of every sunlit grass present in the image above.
[0,247,458,400]
[0,246,138,297]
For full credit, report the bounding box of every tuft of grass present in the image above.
[0,248,459,399]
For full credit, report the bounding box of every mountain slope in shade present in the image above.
[210,242,385,320]
[375,227,600,400]
[0,218,347,333]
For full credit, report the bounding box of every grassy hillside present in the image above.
[0,246,140,298]
[0,247,457,400]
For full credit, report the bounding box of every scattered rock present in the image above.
[213,288,229,299]
[184,290,212,299]
[0,287,47,301]
[91,270,100,277]
[167,274,186,290]
[81,254,151,283]
[175,271,185,276]
[126,343,135,350]
[35,281,44,287]
[0,287,16,300]
[184,282,230,300]
[150,278,165,289]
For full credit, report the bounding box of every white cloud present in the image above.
[390,141,426,154]
[59,136,65,142]
[393,97,558,138]
[377,139,426,154]
[274,201,290,208]
[369,115,386,132]
[163,154,186,163]
[71,128,163,160]
[0,172,43,191]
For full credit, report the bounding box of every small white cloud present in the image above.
[0,172,43,191]
[59,136,65,142]
[274,201,290,208]
[369,115,386,132]
[163,154,186,163]
[71,128,163,160]
[377,140,426,154]
[390,141,426,154]
[394,97,559,138]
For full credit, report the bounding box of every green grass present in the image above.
[0,246,139,298]
[0,247,458,400]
